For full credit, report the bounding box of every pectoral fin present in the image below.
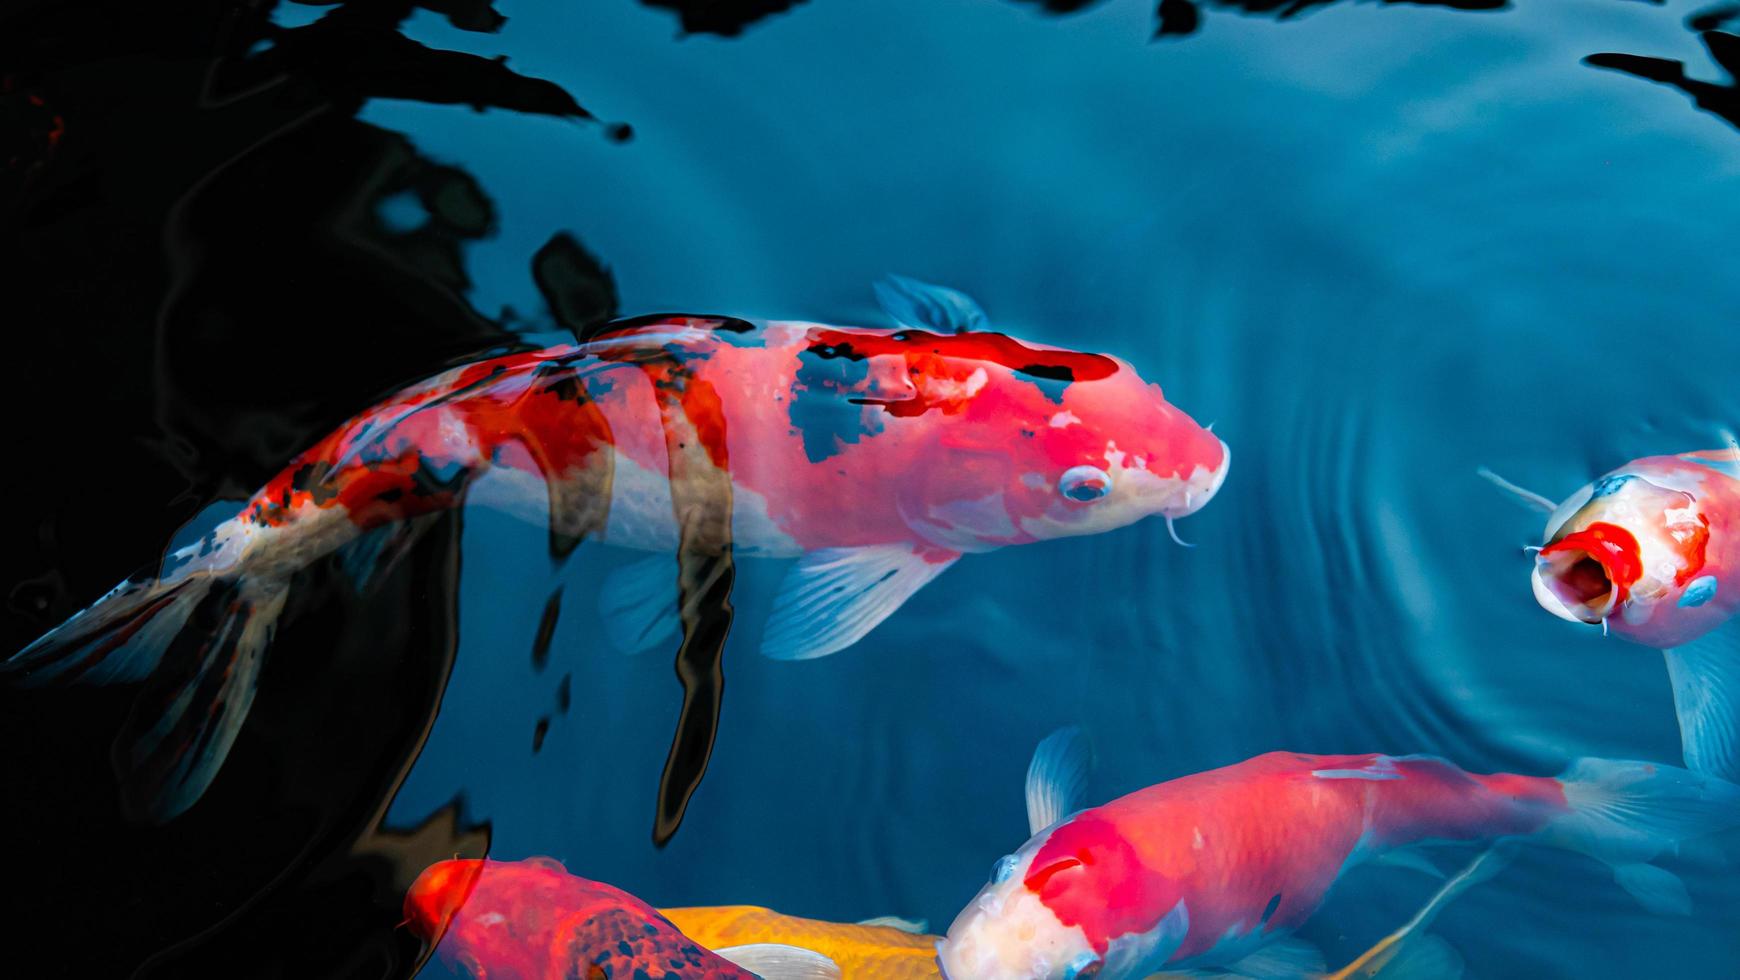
[856,915,929,933]
[599,555,680,655]
[1025,726,1092,835]
[760,544,958,661]
[1219,938,1326,979]
[714,944,841,980]
[1663,627,1740,781]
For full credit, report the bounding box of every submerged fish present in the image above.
[1485,451,1740,781]
[6,277,1229,824]
[660,906,939,980]
[404,856,839,980]
[937,729,1740,979]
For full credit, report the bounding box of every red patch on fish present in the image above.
[1541,522,1643,603]
[406,857,758,979]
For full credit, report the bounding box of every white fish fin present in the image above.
[335,516,437,589]
[4,573,215,687]
[1612,862,1693,916]
[1323,847,1504,980]
[1107,898,1188,976]
[1312,757,1402,781]
[714,943,841,980]
[1548,757,1740,904]
[760,544,958,661]
[856,915,929,933]
[1663,629,1740,781]
[1476,466,1557,514]
[873,274,988,334]
[1025,725,1093,835]
[116,579,291,822]
[1373,850,1448,879]
[1219,937,1325,979]
[599,555,680,655]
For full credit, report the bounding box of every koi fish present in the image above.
[660,905,939,980]
[937,728,1740,979]
[1484,451,1740,782]
[5,277,1229,823]
[404,856,839,979]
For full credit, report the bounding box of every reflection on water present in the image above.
[8,0,1740,976]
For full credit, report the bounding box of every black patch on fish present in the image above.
[531,717,549,753]
[805,339,866,360]
[1260,892,1283,925]
[538,372,591,403]
[791,345,881,463]
[407,456,471,497]
[531,588,562,671]
[1014,364,1074,403]
[556,672,571,712]
[288,460,340,505]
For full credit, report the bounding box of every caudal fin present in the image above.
[1547,758,1740,915]
[6,568,290,822]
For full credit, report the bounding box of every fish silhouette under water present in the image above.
[5,277,1229,836]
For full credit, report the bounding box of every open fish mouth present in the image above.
[1535,521,1642,623]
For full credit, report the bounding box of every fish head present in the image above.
[1533,464,1727,646]
[403,857,572,975]
[404,858,487,947]
[902,355,1228,551]
[1008,361,1228,542]
[937,844,1104,980]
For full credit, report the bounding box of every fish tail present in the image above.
[7,524,292,821]
[1544,758,1740,914]
[5,571,215,688]
[108,575,289,821]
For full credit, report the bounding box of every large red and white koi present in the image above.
[937,730,1740,979]
[6,277,1229,821]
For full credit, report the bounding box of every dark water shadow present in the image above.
[0,0,615,975]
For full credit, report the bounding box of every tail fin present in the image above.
[1546,758,1740,915]
[6,566,290,822]
[5,574,215,687]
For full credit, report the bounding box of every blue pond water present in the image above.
[271,0,1740,974]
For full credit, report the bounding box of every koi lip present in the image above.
[1536,522,1644,623]
[1159,438,1231,518]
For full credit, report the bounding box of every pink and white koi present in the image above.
[938,730,1740,980]
[1486,450,1740,782]
[5,278,1229,822]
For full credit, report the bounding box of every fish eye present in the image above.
[990,854,1019,883]
[1059,465,1112,502]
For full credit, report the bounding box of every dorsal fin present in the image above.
[577,313,756,344]
[874,274,988,334]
